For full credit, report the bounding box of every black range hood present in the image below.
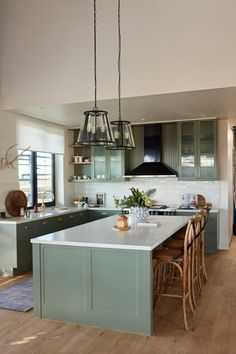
[125,124,177,177]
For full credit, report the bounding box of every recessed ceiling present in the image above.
[9,86,236,127]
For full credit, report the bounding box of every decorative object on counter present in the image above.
[0,205,6,218]
[181,193,198,208]
[196,194,206,206]
[112,214,131,231]
[0,144,30,171]
[105,0,135,151]
[113,195,121,208]
[121,187,156,208]
[77,0,114,147]
[19,207,25,217]
[5,190,28,217]
[96,192,105,206]
[74,197,88,209]
[34,204,38,213]
[121,187,156,221]
[129,206,149,221]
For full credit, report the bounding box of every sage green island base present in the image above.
[33,244,152,335]
[32,215,189,335]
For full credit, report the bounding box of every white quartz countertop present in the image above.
[0,206,119,225]
[31,215,190,251]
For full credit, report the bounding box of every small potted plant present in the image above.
[121,187,156,220]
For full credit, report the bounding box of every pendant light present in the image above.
[77,0,115,146]
[106,0,135,150]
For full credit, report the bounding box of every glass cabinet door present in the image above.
[179,122,196,178]
[107,150,124,180]
[198,120,216,178]
[92,146,106,180]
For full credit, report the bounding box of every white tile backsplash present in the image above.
[72,178,221,208]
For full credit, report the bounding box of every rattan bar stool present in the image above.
[152,217,198,330]
[198,203,212,283]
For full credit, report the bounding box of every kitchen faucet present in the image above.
[39,190,55,210]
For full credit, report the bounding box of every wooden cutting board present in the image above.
[197,194,206,206]
[5,190,28,217]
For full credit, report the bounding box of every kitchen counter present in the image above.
[31,215,189,251]
[32,214,189,335]
[0,208,119,276]
[0,206,120,224]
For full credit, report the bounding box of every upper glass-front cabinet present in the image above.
[106,150,125,180]
[178,120,217,180]
[179,122,196,178]
[91,147,124,181]
[198,121,217,178]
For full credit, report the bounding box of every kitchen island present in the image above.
[32,214,189,335]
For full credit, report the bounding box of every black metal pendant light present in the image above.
[106,0,135,150]
[77,0,115,146]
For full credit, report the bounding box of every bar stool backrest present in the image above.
[183,216,201,266]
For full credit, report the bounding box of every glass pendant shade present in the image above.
[77,0,114,146]
[108,119,135,150]
[105,0,135,150]
[77,109,114,146]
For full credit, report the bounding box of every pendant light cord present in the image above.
[94,0,97,110]
[118,0,121,120]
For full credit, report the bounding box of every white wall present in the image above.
[1,0,236,109]
[0,111,68,209]
[0,111,20,206]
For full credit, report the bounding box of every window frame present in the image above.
[19,150,56,208]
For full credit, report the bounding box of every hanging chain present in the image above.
[118,0,121,120]
[94,0,97,109]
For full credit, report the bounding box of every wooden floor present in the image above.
[1,239,236,354]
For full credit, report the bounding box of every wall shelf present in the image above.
[72,162,91,165]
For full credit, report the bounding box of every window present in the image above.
[18,150,55,208]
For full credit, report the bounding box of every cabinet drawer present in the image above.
[64,213,78,228]
[17,223,35,237]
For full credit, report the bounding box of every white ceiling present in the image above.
[10,86,236,127]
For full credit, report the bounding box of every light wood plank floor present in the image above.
[1,239,236,354]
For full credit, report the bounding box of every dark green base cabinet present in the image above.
[33,244,152,335]
[176,211,218,254]
[0,210,119,276]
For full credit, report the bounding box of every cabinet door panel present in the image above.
[17,223,36,270]
[107,150,124,180]
[179,122,196,178]
[199,120,217,178]
[93,146,106,180]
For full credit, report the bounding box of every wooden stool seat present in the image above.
[153,248,182,261]
[163,239,184,249]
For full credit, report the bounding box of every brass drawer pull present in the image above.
[57,217,63,221]
[24,225,28,230]
[79,213,84,216]
[70,215,74,219]
[43,221,48,225]
[101,212,107,215]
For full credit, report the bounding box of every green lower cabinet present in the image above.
[33,244,152,335]
[175,211,218,254]
[0,209,120,275]
[16,222,36,275]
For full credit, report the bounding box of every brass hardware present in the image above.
[24,225,28,230]
[57,217,62,221]
[70,215,74,219]
[43,221,48,225]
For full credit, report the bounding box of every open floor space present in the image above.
[1,238,236,354]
